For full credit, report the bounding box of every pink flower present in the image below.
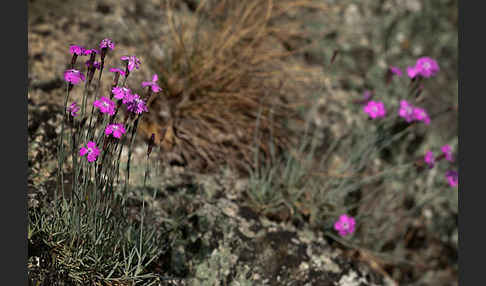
[445,170,458,187]
[415,57,439,78]
[99,38,115,50]
[64,69,86,85]
[334,214,356,237]
[412,107,431,125]
[398,100,414,122]
[126,94,148,114]
[424,151,435,168]
[68,102,80,117]
[363,100,386,119]
[109,68,126,77]
[105,123,126,139]
[390,66,402,77]
[142,74,162,93]
[120,55,141,71]
[83,48,99,56]
[112,87,132,101]
[79,141,100,162]
[93,96,116,116]
[441,145,454,162]
[69,45,85,55]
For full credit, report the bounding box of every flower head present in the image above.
[112,86,132,101]
[424,151,435,168]
[363,100,386,119]
[398,100,414,122]
[126,94,148,114]
[79,141,100,162]
[407,66,419,79]
[84,48,99,56]
[413,107,431,125]
[64,69,86,85]
[99,38,115,50]
[105,123,126,139]
[441,145,454,162]
[93,96,116,116]
[109,67,126,77]
[68,102,80,117]
[142,74,162,93]
[120,55,141,71]
[69,45,85,55]
[334,214,356,237]
[445,170,458,187]
[415,57,439,78]
[390,66,402,77]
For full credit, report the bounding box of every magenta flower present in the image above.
[424,151,435,168]
[407,66,419,79]
[390,66,402,77]
[85,60,101,70]
[84,48,99,56]
[445,170,458,187]
[142,74,162,93]
[398,100,414,122]
[112,86,132,101]
[126,94,148,114]
[69,45,85,55]
[415,57,439,78]
[68,102,80,117]
[363,100,386,119]
[412,107,431,125]
[109,67,126,77]
[105,123,126,139]
[99,38,115,50]
[441,145,454,162]
[120,55,141,71]
[334,214,356,237]
[64,69,86,85]
[79,141,100,162]
[93,96,116,116]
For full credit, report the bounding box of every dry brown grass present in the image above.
[139,0,328,174]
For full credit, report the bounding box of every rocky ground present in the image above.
[28,0,458,285]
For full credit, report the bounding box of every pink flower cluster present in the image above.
[398,100,430,125]
[407,57,440,79]
[79,141,100,162]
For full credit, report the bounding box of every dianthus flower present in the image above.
[407,66,419,79]
[412,107,431,125]
[99,38,115,50]
[112,86,132,101]
[64,69,86,85]
[398,100,414,122]
[415,57,439,78]
[445,170,458,187]
[69,45,85,55]
[142,74,162,93]
[68,102,80,117]
[120,55,141,71]
[390,66,403,77]
[83,48,99,56]
[79,141,100,162]
[126,94,148,114]
[93,96,116,116]
[441,145,454,162]
[424,151,435,168]
[109,67,126,77]
[105,123,126,139]
[363,100,386,119]
[334,214,356,237]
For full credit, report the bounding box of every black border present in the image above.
[3,0,27,285]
